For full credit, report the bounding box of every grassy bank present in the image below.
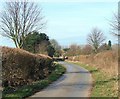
[69,61,118,97]
[3,63,66,98]
[68,51,118,76]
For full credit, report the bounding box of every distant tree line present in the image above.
[63,40,112,56]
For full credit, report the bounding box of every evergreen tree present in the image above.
[108,40,112,50]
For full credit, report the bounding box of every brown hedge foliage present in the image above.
[68,50,118,76]
[2,46,53,87]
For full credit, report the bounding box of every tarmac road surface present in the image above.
[29,61,92,97]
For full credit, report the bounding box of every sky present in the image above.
[0,0,118,47]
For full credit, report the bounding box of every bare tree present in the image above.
[87,28,106,53]
[81,45,93,55]
[0,1,45,48]
[110,13,120,37]
[109,1,120,37]
[66,44,81,56]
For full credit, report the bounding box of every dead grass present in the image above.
[68,50,118,76]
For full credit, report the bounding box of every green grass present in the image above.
[70,62,118,97]
[3,63,66,98]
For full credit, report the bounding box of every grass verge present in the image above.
[69,61,118,97]
[3,63,66,98]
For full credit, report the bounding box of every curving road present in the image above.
[29,61,92,97]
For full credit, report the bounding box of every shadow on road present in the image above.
[46,82,91,91]
[66,71,89,74]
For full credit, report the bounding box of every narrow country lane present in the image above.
[29,61,92,97]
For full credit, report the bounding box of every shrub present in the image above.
[3,63,66,98]
[2,46,53,87]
